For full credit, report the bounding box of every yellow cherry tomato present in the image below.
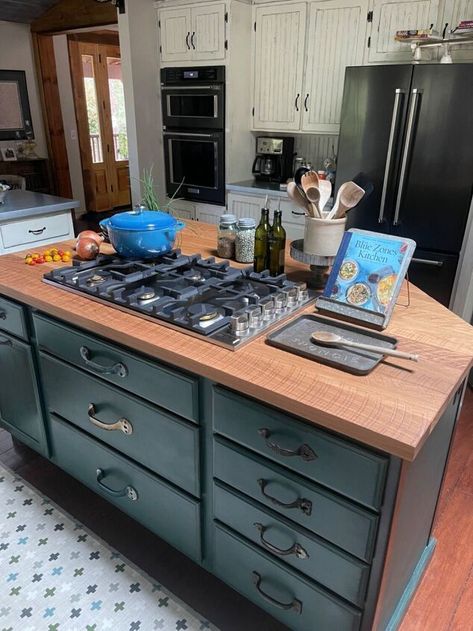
[53,254,61,262]
[43,250,51,257]
[50,248,58,256]
[25,257,33,264]
[32,253,40,260]
[61,256,71,263]
[27,259,36,265]
[44,255,53,262]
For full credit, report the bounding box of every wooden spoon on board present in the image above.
[300,171,322,218]
[326,181,365,220]
[311,331,419,361]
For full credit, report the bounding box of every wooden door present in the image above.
[191,3,226,61]
[367,0,440,63]
[252,3,307,131]
[158,7,192,62]
[69,39,130,212]
[302,0,369,134]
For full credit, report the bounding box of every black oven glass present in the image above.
[170,138,216,188]
[168,94,216,118]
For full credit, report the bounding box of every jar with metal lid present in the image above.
[235,217,256,263]
[217,213,237,259]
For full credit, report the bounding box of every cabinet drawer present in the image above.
[213,386,388,510]
[214,524,361,631]
[0,212,71,249]
[33,313,199,422]
[0,295,28,340]
[40,354,200,496]
[49,414,201,562]
[214,439,378,562]
[214,482,369,606]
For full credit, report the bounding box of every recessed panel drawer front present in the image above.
[0,212,71,249]
[0,296,28,340]
[214,483,369,606]
[214,439,378,562]
[49,414,201,562]
[33,313,199,422]
[213,386,388,510]
[40,354,200,497]
[214,524,361,631]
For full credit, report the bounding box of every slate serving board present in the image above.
[266,314,398,375]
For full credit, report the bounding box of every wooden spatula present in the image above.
[326,182,365,220]
[301,171,322,218]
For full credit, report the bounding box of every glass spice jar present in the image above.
[217,214,237,259]
[235,217,256,263]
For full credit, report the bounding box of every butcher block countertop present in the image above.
[1,220,472,461]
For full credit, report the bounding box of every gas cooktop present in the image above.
[43,250,315,349]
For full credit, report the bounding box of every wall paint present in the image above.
[53,35,86,214]
[0,21,47,158]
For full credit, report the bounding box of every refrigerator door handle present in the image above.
[411,257,444,267]
[393,88,422,226]
[378,88,404,224]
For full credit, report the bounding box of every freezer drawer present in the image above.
[408,250,458,307]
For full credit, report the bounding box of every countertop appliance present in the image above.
[161,66,225,205]
[252,136,294,183]
[43,252,314,350]
[336,64,473,307]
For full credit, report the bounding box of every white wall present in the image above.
[52,34,86,214]
[118,0,164,207]
[0,21,48,158]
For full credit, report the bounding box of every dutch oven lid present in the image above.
[108,208,178,231]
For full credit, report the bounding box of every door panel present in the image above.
[159,8,191,62]
[252,3,307,131]
[368,0,440,63]
[391,65,473,252]
[302,0,368,134]
[192,3,226,60]
[336,65,413,233]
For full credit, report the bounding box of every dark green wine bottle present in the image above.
[253,206,270,273]
[268,210,286,276]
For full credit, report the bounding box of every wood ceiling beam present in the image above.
[31,0,117,34]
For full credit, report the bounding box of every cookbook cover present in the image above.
[324,229,416,320]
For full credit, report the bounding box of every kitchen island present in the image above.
[0,190,77,254]
[0,220,472,630]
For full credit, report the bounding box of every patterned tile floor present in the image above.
[0,463,218,631]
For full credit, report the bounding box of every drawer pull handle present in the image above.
[80,346,128,378]
[257,479,312,516]
[254,523,309,559]
[258,428,317,461]
[0,336,13,346]
[96,468,138,501]
[252,571,302,614]
[88,403,133,435]
[0,310,6,320]
[28,226,46,235]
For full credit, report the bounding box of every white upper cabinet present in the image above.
[367,0,440,63]
[302,0,369,134]
[192,3,226,60]
[252,3,307,131]
[158,3,226,63]
[443,0,473,61]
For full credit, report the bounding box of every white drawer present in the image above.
[0,212,73,251]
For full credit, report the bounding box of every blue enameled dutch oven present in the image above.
[100,209,185,259]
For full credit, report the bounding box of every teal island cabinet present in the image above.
[0,222,472,630]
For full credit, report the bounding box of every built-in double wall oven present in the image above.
[161,66,225,205]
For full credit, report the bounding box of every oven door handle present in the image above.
[163,132,215,138]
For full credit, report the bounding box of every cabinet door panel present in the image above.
[302,0,368,134]
[227,193,262,222]
[253,3,306,131]
[368,0,440,63]
[192,3,226,60]
[159,7,191,63]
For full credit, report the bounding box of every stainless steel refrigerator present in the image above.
[336,64,473,307]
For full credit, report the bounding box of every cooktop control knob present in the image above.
[274,293,287,312]
[231,314,250,335]
[286,288,299,307]
[248,306,263,328]
[296,282,309,302]
[261,300,275,320]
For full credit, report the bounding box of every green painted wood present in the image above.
[33,313,199,422]
[49,413,201,562]
[214,437,378,562]
[0,295,28,341]
[214,481,370,606]
[0,330,46,454]
[213,385,388,510]
[214,522,362,631]
[40,353,200,497]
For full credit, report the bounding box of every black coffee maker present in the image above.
[252,136,295,183]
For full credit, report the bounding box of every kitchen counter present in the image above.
[0,190,79,221]
[0,220,472,460]
[226,179,290,198]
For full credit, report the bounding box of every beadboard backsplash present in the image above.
[293,134,338,171]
